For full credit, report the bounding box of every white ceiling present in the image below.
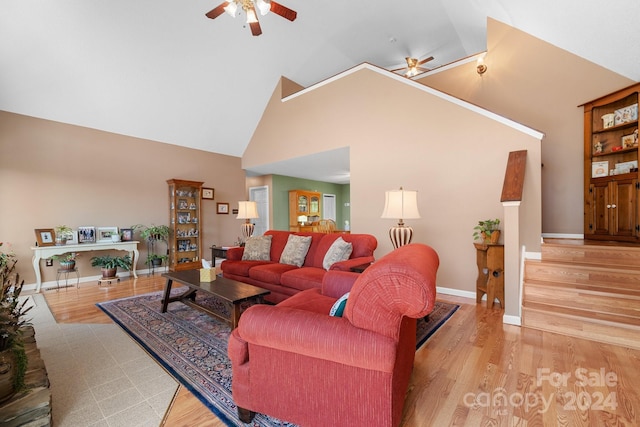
[2,0,639,182]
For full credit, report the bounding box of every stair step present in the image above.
[522,306,640,350]
[523,239,640,349]
[542,238,640,268]
[524,259,640,289]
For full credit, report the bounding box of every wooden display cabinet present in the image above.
[167,179,204,271]
[583,84,640,241]
[288,189,321,231]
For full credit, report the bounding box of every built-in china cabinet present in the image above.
[583,83,640,241]
[288,189,321,231]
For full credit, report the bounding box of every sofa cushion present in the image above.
[249,263,299,285]
[222,260,272,277]
[276,288,336,314]
[279,235,312,267]
[280,267,326,292]
[242,235,272,261]
[329,292,349,317]
[322,237,353,270]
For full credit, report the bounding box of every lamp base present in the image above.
[389,225,413,249]
[241,222,255,241]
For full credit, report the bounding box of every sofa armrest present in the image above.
[237,305,397,373]
[329,256,375,272]
[322,270,359,298]
[226,246,244,260]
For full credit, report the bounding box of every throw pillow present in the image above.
[330,292,349,317]
[279,235,312,267]
[322,237,353,270]
[242,235,272,261]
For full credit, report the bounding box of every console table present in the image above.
[31,241,139,292]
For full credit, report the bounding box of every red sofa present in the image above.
[221,230,377,304]
[228,243,440,426]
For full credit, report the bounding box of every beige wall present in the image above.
[419,19,634,235]
[0,111,246,285]
[244,66,542,316]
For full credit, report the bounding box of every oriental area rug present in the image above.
[97,290,459,427]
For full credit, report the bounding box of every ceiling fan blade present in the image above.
[270,1,297,21]
[205,2,227,19]
[250,21,262,36]
[417,56,434,66]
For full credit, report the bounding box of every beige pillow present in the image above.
[279,235,312,267]
[322,237,353,270]
[242,235,272,261]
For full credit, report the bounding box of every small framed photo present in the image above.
[34,228,56,247]
[592,160,609,178]
[66,230,79,245]
[97,227,119,242]
[120,228,133,241]
[217,202,229,214]
[202,187,214,200]
[78,226,96,243]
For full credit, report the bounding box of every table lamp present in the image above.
[380,187,420,249]
[237,201,259,240]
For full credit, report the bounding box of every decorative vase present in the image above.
[0,349,17,403]
[55,236,67,246]
[151,258,162,267]
[59,260,76,271]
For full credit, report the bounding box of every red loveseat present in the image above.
[221,230,377,304]
[228,243,440,426]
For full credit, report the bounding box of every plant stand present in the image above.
[98,276,120,287]
[55,268,79,291]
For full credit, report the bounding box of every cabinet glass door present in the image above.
[297,195,308,213]
[310,195,320,214]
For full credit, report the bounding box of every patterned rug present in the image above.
[97,290,458,427]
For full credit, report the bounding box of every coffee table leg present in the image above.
[231,302,242,329]
[161,278,173,313]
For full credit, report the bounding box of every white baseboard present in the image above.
[541,233,584,239]
[23,268,164,292]
[503,315,521,326]
[436,286,476,300]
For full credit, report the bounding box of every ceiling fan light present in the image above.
[255,0,271,15]
[224,1,238,17]
[246,7,258,23]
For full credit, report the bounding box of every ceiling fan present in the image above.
[391,56,435,78]
[206,0,297,36]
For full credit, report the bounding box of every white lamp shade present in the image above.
[237,201,259,219]
[381,189,420,219]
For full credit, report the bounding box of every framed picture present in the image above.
[592,160,609,178]
[66,230,79,245]
[202,187,214,200]
[121,228,133,241]
[217,202,229,214]
[78,226,96,243]
[34,228,55,247]
[97,227,119,242]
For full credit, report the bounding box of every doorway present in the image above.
[323,194,336,221]
[249,186,269,236]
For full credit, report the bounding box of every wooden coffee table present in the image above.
[161,270,270,329]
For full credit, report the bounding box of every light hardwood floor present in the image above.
[43,275,640,426]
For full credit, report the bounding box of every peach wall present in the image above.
[0,111,246,286]
[419,19,634,235]
[243,66,542,316]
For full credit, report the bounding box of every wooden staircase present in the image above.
[522,238,640,349]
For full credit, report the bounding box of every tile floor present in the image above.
[28,294,179,427]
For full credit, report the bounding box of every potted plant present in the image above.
[54,225,73,245]
[473,218,501,244]
[90,254,132,279]
[145,254,168,267]
[0,242,31,402]
[140,225,170,241]
[52,252,79,271]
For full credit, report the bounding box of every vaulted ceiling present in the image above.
[2,0,639,165]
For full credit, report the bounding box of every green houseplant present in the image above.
[90,254,132,279]
[145,254,168,267]
[473,219,501,244]
[140,225,170,241]
[0,243,31,401]
[51,252,80,271]
[54,225,73,245]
